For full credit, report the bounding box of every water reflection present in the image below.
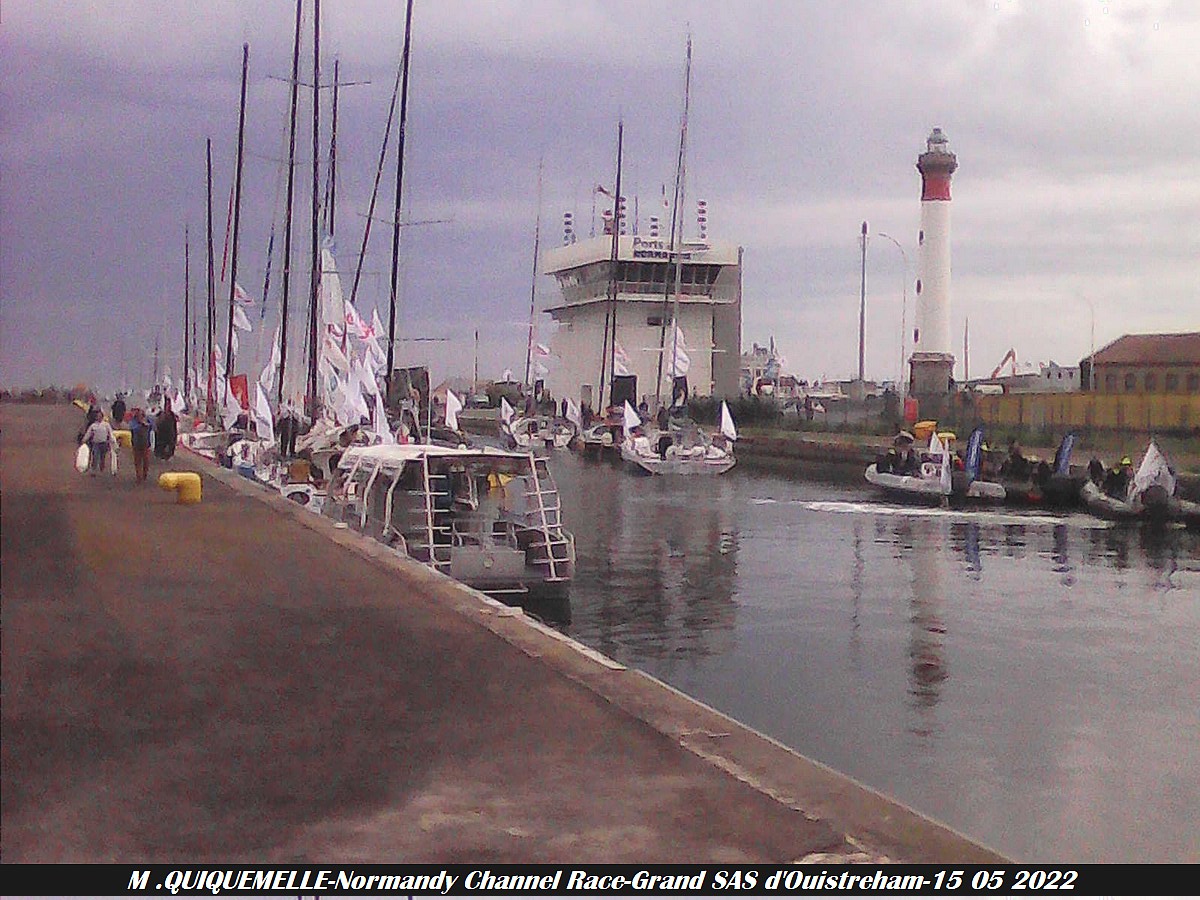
[543,459,1200,861]
[904,535,949,720]
[553,454,741,666]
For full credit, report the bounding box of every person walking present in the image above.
[111,393,127,426]
[81,412,116,477]
[154,398,178,461]
[129,408,153,483]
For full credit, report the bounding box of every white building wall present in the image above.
[546,302,714,410]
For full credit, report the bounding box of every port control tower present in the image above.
[909,127,957,404]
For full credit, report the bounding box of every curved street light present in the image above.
[877,232,909,389]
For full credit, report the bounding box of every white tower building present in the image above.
[909,127,957,400]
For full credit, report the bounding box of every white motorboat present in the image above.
[504,415,577,450]
[324,443,575,598]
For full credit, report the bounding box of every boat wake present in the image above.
[768,499,1111,528]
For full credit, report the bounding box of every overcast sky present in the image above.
[2,0,1198,395]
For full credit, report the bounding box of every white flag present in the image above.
[929,430,944,455]
[623,400,641,433]
[253,383,275,447]
[500,396,515,424]
[668,324,690,377]
[233,281,253,307]
[1133,441,1176,500]
[565,397,582,429]
[373,387,395,444]
[259,325,281,393]
[720,401,738,441]
[233,304,253,332]
[940,444,953,495]
[366,307,387,370]
[444,389,463,431]
[613,341,632,377]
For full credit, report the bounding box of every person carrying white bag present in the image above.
[80,412,117,478]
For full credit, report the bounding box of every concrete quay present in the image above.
[1,403,1006,863]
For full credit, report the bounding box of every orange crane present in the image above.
[990,348,1018,379]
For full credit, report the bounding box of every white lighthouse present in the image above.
[909,127,957,400]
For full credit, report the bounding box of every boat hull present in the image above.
[865,464,1006,504]
[621,444,736,475]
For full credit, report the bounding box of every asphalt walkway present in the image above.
[1,403,1005,863]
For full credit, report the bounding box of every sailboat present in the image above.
[621,398,736,475]
[618,36,737,476]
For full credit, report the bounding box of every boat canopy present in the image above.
[338,443,532,472]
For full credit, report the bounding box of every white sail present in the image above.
[720,401,737,441]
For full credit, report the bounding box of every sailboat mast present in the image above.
[523,157,544,388]
[277,0,303,407]
[655,36,691,409]
[205,138,216,421]
[324,57,339,238]
[225,42,250,389]
[597,120,623,413]
[385,0,415,403]
[306,0,322,415]
[184,225,191,400]
[348,61,402,311]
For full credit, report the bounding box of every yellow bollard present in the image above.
[158,471,202,504]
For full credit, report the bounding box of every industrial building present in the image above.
[1080,332,1200,394]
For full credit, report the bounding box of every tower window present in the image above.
[918,230,924,244]
[915,279,922,294]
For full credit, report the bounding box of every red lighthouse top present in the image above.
[917,127,957,201]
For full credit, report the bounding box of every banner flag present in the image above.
[445,389,463,431]
[228,374,250,412]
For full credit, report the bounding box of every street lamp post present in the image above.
[1078,294,1096,391]
[878,232,909,391]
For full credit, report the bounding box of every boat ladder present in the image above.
[524,455,573,581]
[418,457,452,571]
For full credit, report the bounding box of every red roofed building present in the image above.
[1081,332,1200,394]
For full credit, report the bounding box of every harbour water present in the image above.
[543,453,1200,863]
